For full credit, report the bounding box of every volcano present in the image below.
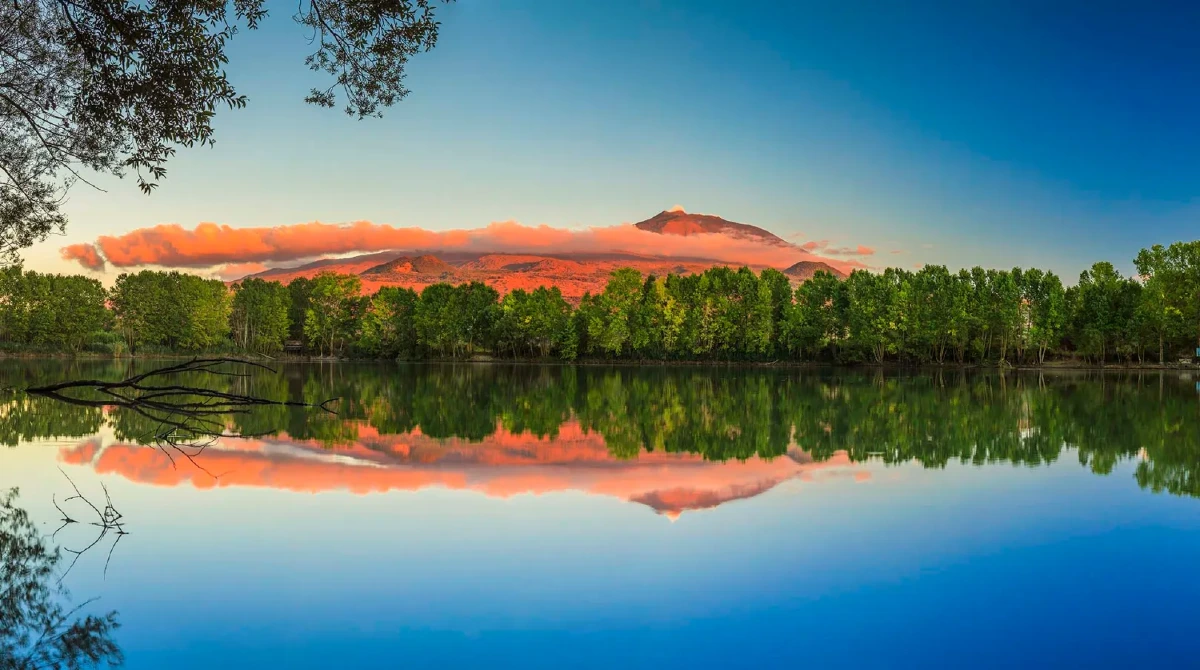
[633,209,788,245]
[240,210,850,298]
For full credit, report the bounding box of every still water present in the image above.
[2,361,1199,668]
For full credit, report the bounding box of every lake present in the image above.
[2,360,1199,668]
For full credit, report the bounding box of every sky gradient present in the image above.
[23,1,1200,280]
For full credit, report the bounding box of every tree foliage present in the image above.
[357,285,418,359]
[1135,242,1200,358]
[7,239,1200,364]
[304,271,363,357]
[109,270,230,351]
[0,266,107,350]
[0,0,451,262]
[230,277,291,353]
[494,286,573,358]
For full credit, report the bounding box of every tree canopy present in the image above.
[4,237,1200,365]
[0,0,451,263]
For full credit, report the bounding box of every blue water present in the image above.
[3,364,1199,668]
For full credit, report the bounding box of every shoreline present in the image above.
[1,351,1196,373]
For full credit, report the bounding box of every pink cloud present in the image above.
[60,219,868,275]
[60,244,105,271]
[823,244,876,257]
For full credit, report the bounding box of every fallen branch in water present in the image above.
[52,469,128,581]
[26,357,342,476]
[25,357,339,415]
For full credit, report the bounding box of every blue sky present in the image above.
[27,0,1200,280]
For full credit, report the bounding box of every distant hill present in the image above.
[239,210,846,298]
[633,209,788,245]
[362,254,456,278]
[459,254,586,275]
[252,250,403,281]
[783,260,847,281]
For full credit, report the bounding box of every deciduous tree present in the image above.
[1,0,452,262]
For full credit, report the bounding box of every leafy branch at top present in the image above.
[0,0,452,263]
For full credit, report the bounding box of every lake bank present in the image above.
[1,349,1197,373]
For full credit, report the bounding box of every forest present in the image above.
[2,240,1200,365]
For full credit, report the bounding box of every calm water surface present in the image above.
[2,361,1200,668]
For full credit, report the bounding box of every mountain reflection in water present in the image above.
[57,426,863,518]
[5,360,1199,505]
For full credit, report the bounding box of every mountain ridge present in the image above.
[238,210,850,298]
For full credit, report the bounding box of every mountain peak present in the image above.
[782,260,847,281]
[634,210,787,246]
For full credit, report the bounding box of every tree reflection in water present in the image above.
[4,360,1200,499]
[0,488,121,669]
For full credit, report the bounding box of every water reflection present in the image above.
[0,488,122,668]
[58,429,862,518]
[4,361,1200,503]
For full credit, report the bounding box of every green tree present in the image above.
[634,276,685,359]
[457,282,500,356]
[49,273,109,351]
[2,0,451,263]
[966,267,994,361]
[784,270,844,360]
[738,267,774,359]
[1022,269,1067,364]
[109,270,229,351]
[287,277,315,347]
[843,269,897,363]
[0,266,26,343]
[665,273,703,358]
[1151,242,1200,350]
[900,265,960,363]
[1071,262,1134,363]
[1134,245,1189,363]
[230,278,291,353]
[760,268,794,356]
[304,272,362,357]
[358,286,419,359]
[415,283,458,357]
[175,273,232,350]
[0,269,107,350]
[495,286,571,358]
[587,269,643,358]
[990,269,1022,363]
[948,269,975,362]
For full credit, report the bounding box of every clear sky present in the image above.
[24,0,1200,280]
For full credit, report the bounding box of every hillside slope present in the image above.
[238,211,849,298]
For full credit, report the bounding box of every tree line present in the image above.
[3,240,1200,364]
